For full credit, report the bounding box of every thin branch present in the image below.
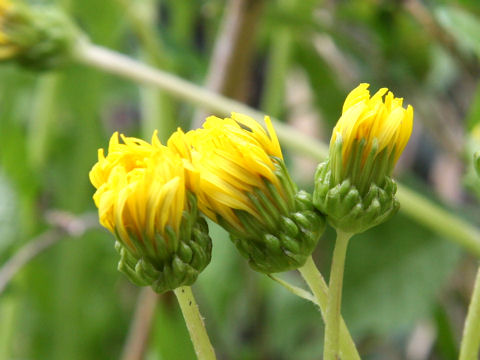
[0,211,99,295]
[193,0,265,127]
[403,0,478,76]
[121,288,159,360]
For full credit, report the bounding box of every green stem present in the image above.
[73,42,480,257]
[173,286,216,360]
[396,184,480,257]
[115,0,176,142]
[459,265,480,360]
[324,231,352,360]
[260,0,295,117]
[73,41,328,160]
[298,257,360,360]
[28,73,61,171]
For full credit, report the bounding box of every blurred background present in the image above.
[1,0,480,359]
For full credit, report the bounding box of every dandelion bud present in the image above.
[169,113,326,273]
[89,132,212,293]
[314,83,413,234]
[0,0,80,69]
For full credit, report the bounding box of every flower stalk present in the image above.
[323,231,352,360]
[174,286,216,360]
[298,256,361,360]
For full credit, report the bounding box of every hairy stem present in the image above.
[323,231,352,360]
[174,286,216,360]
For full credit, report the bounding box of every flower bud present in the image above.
[89,132,212,293]
[169,113,326,273]
[0,0,81,69]
[314,83,413,234]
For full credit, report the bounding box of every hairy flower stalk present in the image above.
[0,0,80,69]
[169,113,325,273]
[314,83,413,360]
[89,132,212,293]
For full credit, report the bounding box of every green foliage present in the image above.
[343,213,460,335]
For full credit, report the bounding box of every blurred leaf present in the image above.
[0,172,19,255]
[342,212,461,336]
[150,297,196,360]
[466,82,480,130]
[265,274,323,360]
[436,5,480,58]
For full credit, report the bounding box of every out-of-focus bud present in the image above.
[168,113,326,273]
[314,83,413,234]
[0,0,81,69]
[89,132,212,293]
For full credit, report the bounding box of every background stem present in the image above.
[173,286,216,360]
[323,231,352,360]
[121,288,158,360]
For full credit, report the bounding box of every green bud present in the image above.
[1,1,81,69]
[225,187,326,274]
[314,160,399,234]
[313,83,413,234]
[115,194,212,293]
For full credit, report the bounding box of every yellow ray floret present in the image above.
[332,83,413,166]
[168,113,285,231]
[89,132,185,254]
[0,0,11,14]
[0,0,17,59]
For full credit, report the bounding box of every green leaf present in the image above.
[436,5,480,58]
[342,213,461,336]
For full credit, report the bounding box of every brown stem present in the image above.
[403,0,478,76]
[193,0,265,127]
[121,288,159,360]
[0,211,98,295]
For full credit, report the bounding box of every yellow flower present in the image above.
[90,132,185,255]
[169,113,325,273]
[89,132,212,292]
[330,83,413,193]
[314,83,413,234]
[0,0,18,59]
[168,112,287,233]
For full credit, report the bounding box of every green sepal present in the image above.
[228,190,326,273]
[115,194,212,293]
[2,3,81,70]
[313,161,399,234]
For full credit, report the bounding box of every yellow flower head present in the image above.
[90,132,212,292]
[168,113,290,234]
[169,113,325,273]
[90,132,185,256]
[0,0,18,59]
[330,83,413,193]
